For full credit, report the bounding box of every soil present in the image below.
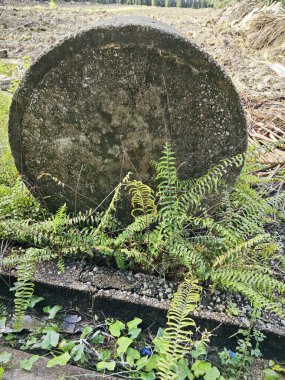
[0,1,283,99]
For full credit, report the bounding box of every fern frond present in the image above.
[114,215,156,246]
[211,271,285,317]
[168,239,206,275]
[213,234,271,268]
[12,248,37,330]
[126,180,157,218]
[180,154,244,214]
[156,277,202,380]
[155,143,179,223]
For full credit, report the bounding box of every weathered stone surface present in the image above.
[9,16,247,215]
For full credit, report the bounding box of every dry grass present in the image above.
[219,0,256,24]
[247,13,285,49]
[245,97,285,179]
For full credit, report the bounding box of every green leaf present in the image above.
[70,344,86,363]
[190,341,207,358]
[0,367,4,380]
[127,318,142,331]
[126,347,140,366]
[0,352,12,365]
[272,364,285,373]
[28,296,44,308]
[98,350,111,361]
[92,334,105,344]
[141,371,156,380]
[191,361,211,377]
[58,340,76,353]
[145,355,158,372]
[153,337,167,354]
[5,334,15,342]
[109,320,125,337]
[177,358,191,379]
[43,305,62,319]
[116,337,133,355]
[204,366,220,380]
[20,355,40,371]
[156,327,164,338]
[263,368,280,380]
[41,330,60,349]
[80,326,93,339]
[97,361,116,371]
[47,352,71,368]
[136,356,149,370]
[129,328,142,339]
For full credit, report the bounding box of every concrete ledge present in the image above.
[1,261,285,361]
[0,346,119,380]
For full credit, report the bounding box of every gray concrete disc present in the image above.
[9,16,247,214]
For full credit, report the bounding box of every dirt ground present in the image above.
[0,1,284,100]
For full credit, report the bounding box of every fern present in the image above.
[156,276,202,380]
[11,248,37,330]
[127,180,157,218]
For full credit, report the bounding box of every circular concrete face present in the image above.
[9,16,247,214]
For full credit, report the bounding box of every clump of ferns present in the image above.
[2,143,285,328]
[114,143,285,318]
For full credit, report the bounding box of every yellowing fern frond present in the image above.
[126,180,157,218]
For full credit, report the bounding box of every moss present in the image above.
[0,60,18,77]
[0,89,11,140]
[0,90,18,185]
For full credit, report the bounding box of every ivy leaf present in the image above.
[92,334,105,344]
[177,358,191,379]
[126,347,140,366]
[263,368,280,380]
[156,327,164,337]
[47,352,71,368]
[28,296,44,308]
[43,305,62,319]
[80,326,93,339]
[145,355,158,372]
[153,337,167,354]
[70,344,86,363]
[116,337,133,355]
[129,328,142,339]
[20,355,40,371]
[0,352,12,365]
[109,320,125,337]
[141,371,156,380]
[190,341,207,358]
[191,360,211,377]
[97,361,116,371]
[136,356,149,370]
[127,318,142,331]
[98,350,111,361]
[41,330,60,349]
[204,366,220,380]
[58,340,76,353]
